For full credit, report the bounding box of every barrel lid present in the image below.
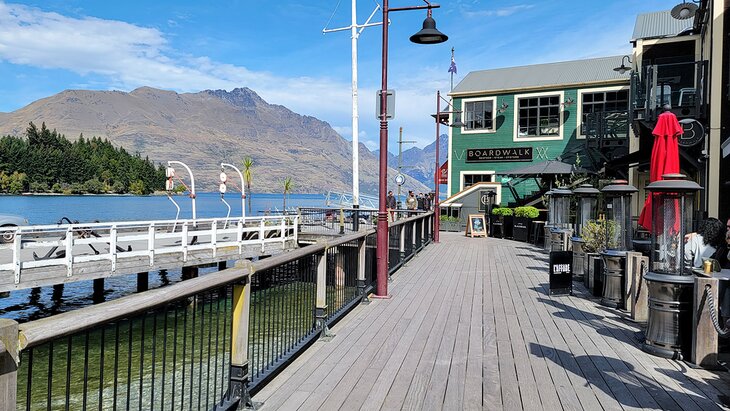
[602,179,638,195]
[646,174,703,193]
[573,184,600,196]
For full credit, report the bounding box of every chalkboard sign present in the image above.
[549,251,572,296]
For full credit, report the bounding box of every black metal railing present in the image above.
[632,60,708,122]
[297,207,426,235]
[388,224,402,275]
[19,284,235,411]
[5,212,434,410]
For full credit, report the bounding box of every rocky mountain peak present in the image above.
[204,87,265,108]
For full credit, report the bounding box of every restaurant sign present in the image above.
[466,147,532,163]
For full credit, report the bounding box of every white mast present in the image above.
[323,1,383,210]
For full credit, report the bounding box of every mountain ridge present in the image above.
[0,87,429,195]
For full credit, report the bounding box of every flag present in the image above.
[448,56,457,74]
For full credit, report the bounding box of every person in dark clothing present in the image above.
[386,191,396,220]
[416,193,424,210]
[423,193,431,211]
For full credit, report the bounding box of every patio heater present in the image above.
[571,184,600,280]
[547,187,573,251]
[600,180,638,308]
[642,174,702,359]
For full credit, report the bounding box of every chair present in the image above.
[531,221,546,246]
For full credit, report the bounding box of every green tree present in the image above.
[242,157,254,214]
[282,176,293,212]
[129,180,145,195]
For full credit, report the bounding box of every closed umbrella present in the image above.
[637,110,682,231]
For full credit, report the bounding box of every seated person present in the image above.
[685,218,727,269]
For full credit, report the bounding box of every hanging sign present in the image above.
[466,147,533,163]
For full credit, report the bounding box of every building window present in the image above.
[581,89,629,134]
[464,100,494,131]
[517,95,560,137]
[463,173,492,189]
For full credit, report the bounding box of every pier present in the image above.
[1,212,729,410]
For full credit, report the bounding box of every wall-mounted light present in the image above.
[496,100,509,114]
[613,55,633,74]
[562,97,575,107]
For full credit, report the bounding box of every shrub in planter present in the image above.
[491,207,513,238]
[439,215,461,232]
[512,206,539,242]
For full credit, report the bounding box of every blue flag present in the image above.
[448,56,457,74]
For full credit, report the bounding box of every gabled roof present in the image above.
[451,56,630,96]
[631,10,695,41]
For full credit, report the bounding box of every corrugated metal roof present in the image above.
[632,10,694,40]
[451,56,630,95]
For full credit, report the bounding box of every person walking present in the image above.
[386,190,396,221]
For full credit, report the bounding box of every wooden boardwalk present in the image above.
[253,232,730,410]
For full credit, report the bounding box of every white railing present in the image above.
[0,216,299,284]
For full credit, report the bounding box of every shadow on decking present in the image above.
[529,343,729,409]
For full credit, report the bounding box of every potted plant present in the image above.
[439,215,461,232]
[513,206,539,242]
[490,207,513,239]
[580,219,616,296]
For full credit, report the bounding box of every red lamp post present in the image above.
[432,91,464,243]
[374,1,447,298]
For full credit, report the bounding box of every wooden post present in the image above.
[628,254,649,322]
[357,238,370,304]
[93,278,105,302]
[315,250,332,340]
[228,272,253,408]
[692,276,719,368]
[0,319,18,411]
[399,225,405,261]
[136,272,149,292]
[412,221,417,253]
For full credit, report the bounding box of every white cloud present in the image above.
[0,2,447,152]
[460,3,534,18]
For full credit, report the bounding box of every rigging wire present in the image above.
[323,0,343,31]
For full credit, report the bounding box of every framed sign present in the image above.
[466,147,532,163]
[549,251,573,295]
[478,189,496,212]
[465,214,487,238]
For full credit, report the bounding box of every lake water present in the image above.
[0,192,327,322]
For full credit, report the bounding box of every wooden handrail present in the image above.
[16,214,428,350]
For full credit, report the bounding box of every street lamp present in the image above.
[431,90,463,243]
[375,0,447,298]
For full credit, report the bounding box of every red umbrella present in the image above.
[637,110,683,231]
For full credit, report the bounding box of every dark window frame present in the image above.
[517,95,561,138]
[463,173,493,189]
[463,99,495,131]
[580,89,629,135]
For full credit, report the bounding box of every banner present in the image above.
[438,161,448,184]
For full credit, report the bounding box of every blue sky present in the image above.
[0,0,673,151]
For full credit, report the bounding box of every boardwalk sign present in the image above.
[466,147,532,163]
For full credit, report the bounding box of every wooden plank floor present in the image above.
[253,232,730,411]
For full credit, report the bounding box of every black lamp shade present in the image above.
[410,16,448,44]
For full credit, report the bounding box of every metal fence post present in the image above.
[0,319,18,411]
[315,250,333,340]
[223,272,254,409]
[357,238,370,304]
[399,225,406,261]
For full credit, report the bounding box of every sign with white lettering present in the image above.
[466,147,533,163]
[549,251,572,296]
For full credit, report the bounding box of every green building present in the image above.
[446,56,631,206]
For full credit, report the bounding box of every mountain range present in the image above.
[375,135,448,190]
[0,87,430,195]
